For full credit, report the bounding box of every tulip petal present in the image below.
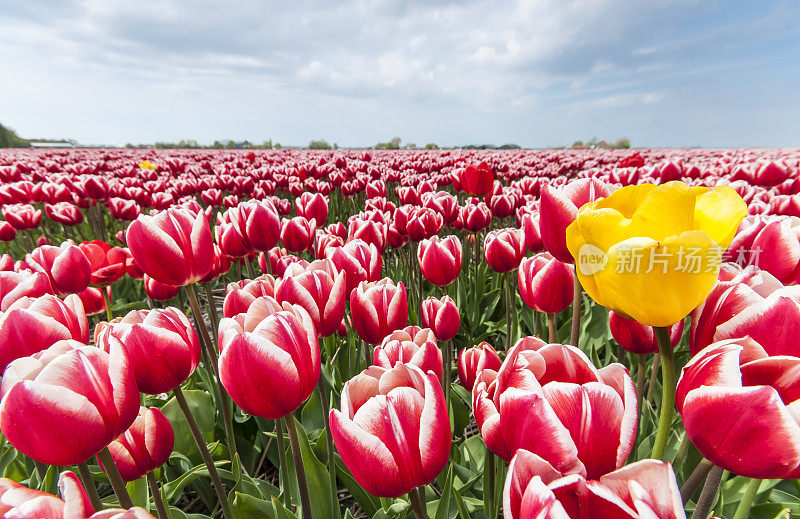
[694,185,748,248]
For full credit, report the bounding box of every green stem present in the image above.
[96,447,134,509]
[202,282,220,339]
[284,416,312,519]
[146,471,169,519]
[504,272,512,350]
[733,478,761,519]
[651,326,676,460]
[77,462,103,512]
[101,287,113,322]
[275,419,289,507]
[484,448,495,519]
[173,386,232,519]
[547,313,556,344]
[317,380,340,518]
[409,487,426,519]
[185,284,237,461]
[570,267,581,347]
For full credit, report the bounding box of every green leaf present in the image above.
[161,390,216,461]
[284,416,335,519]
[231,491,277,519]
[271,496,299,519]
[126,476,149,510]
[435,466,454,519]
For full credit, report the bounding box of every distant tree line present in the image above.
[571,137,631,149]
[0,123,30,147]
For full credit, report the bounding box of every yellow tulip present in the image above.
[566,181,747,326]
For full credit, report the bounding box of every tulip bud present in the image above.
[96,307,201,394]
[484,228,525,273]
[610,310,683,354]
[126,207,214,286]
[79,240,131,286]
[420,295,460,342]
[280,216,316,253]
[417,235,462,286]
[350,279,408,345]
[218,301,321,418]
[518,253,574,313]
[373,330,443,380]
[25,241,92,296]
[100,407,174,482]
[457,341,502,390]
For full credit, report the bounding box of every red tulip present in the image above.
[218,301,320,418]
[458,341,502,390]
[79,286,108,315]
[676,337,800,478]
[0,254,14,271]
[330,363,450,497]
[520,211,543,252]
[350,278,408,345]
[610,311,684,354]
[0,270,53,310]
[458,162,495,196]
[126,207,213,286]
[473,340,636,477]
[540,178,612,263]
[108,197,141,221]
[459,202,492,233]
[280,216,316,253]
[690,265,792,356]
[96,307,200,394]
[295,192,329,225]
[223,275,276,318]
[275,261,346,337]
[0,293,89,372]
[406,207,443,242]
[200,243,231,282]
[417,235,462,286]
[372,327,442,380]
[0,340,139,465]
[504,451,684,519]
[484,228,525,273]
[100,406,174,481]
[0,221,15,242]
[79,240,131,286]
[420,295,460,342]
[518,253,574,313]
[325,239,382,293]
[490,192,516,218]
[143,275,179,301]
[3,204,42,230]
[45,202,84,226]
[25,241,91,296]
[0,471,88,518]
[347,217,388,253]
[727,216,800,284]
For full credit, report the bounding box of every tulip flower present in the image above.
[96,307,201,394]
[0,221,16,242]
[610,311,683,354]
[518,253,574,314]
[330,363,450,497]
[457,341,502,390]
[45,202,84,226]
[540,178,612,263]
[420,295,460,342]
[79,240,131,286]
[281,216,317,253]
[472,340,636,478]
[295,192,329,225]
[0,293,89,372]
[484,228,525,273]
[142,275,178,301]
[108,197,142,221]
[504,450,685,519]
[347,217,388,253]
[676,337,800,478]
[25,241,92,296]
[458,162,495,196]
[372,328,443,380]
[520,210,543,253]
[566,182,747,327]
[0,470,156,518]
[350,278,408,345]
[3,204,42,230]
[275,261,346,337]
[406,207,443,242]
[218,300,320,419]
[325,239,382,293]
[126,207,213,286]
[0,340,139,465]
[100,406,174,482]
[459,202,492,233]
[79,286,109,316]
[0,270,52,310]
[726,215,800,284]
[223,275,276,318]
[417,235,462,286]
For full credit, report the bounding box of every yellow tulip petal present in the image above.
[594,184,655,218]
[571,207,637,252]
[586,231,720,327]
[629,182,696,242]
[694,185,748,248]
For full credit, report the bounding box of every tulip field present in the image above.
[1,146,800,519]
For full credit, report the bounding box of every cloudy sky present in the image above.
[1,0,798,147]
